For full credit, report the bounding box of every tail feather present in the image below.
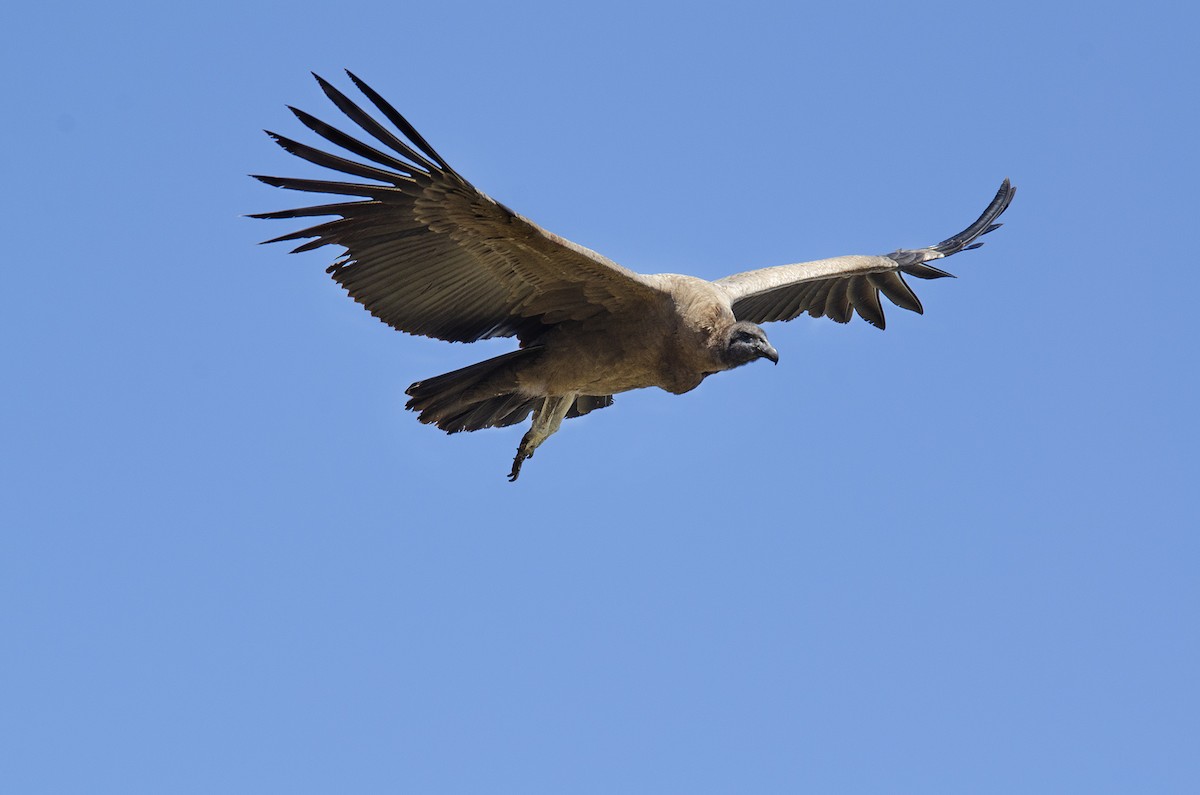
[405,348,539,432]
[405,346,615,434]
[443,393,538,433]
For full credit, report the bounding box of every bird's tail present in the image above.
[405,347,615,434]
[405,348,541,433]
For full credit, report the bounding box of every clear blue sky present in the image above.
[3,1,1197,792]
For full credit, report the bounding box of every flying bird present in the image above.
[252,72,1015,481]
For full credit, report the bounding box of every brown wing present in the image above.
[715,179,1015,329]
[251,72,663,343]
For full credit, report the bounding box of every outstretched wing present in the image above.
[715,179,1015,329]
[251,72,663,343]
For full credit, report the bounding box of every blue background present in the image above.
[3,1,1196,792]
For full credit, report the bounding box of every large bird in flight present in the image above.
[253,72,1015,481]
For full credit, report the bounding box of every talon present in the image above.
[505,396,572,482]
[508,449,531,482]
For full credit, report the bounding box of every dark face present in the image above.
[722,322,779,368]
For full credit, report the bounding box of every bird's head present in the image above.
[720,322,779,369]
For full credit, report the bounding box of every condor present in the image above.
[253,72,1014,480]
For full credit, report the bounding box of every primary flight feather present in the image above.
[253,72,1015,480]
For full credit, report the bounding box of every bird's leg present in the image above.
[508,395,574,482]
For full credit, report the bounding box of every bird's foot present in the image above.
[508,444,533,482]
[506,396,571,482]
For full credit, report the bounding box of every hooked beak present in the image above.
[758,342,779,365]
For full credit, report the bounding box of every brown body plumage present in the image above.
[253,72,1014,480]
